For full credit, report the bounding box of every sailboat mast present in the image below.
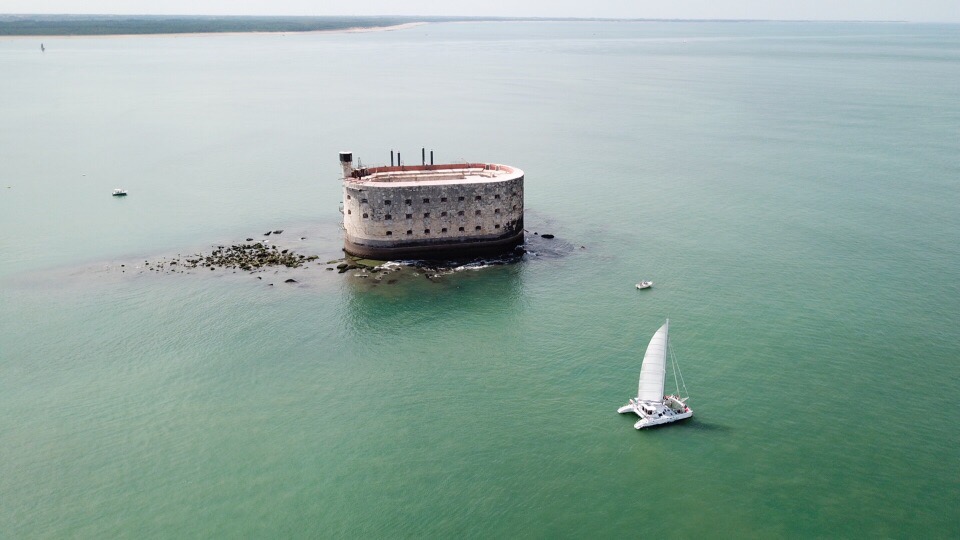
[670,333,681,395]
[669,338,690,400]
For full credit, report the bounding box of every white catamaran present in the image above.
[617,319,693,429]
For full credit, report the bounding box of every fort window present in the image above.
[346,195,351,200]
[441,197,448,202]
[363,213,369,218]
[406,214,412,219]
[441,228,447,233]
[347,210,351,214]
[385,214,392,220]
[475,195,482,201]
[424,229,430,234]
[458,227,465,232]
[386,231,393,236]
[361,198,368,203]
[458,196,465,201]
[441,211,448,217]
[475,225,482,231]
[475,210,481,216]
[494,209,500,214]
[406,230,413,235]
[384,200,391,205]
[423,198,430,203]
[457,210,464,216]
[495,224,501,229]
[405,199,412,205]
[423,212,430,218]
[494,194,501,199]
[513,205,517,210]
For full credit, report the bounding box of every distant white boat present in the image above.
[636,281,653,289]
[617,319,693,429]
[112,189,127,197]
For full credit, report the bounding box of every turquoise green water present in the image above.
[1,22,958,537]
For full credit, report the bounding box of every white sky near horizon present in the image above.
[0,0,958,23]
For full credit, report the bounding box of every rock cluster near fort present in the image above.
[134,242,320,275]
[121,226,569,286]
[184,243,319,271]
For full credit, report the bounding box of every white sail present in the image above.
[637,320,668,401]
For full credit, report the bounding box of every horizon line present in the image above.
[0,14,930,24]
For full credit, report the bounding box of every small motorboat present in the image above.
[636,281,653,289]
[112,189,128,197]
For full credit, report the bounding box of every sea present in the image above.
[1,21,958,538]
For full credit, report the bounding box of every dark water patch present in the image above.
[17,223,349,292]
[521,232,577,260]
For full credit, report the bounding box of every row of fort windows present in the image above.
[382,224,502,236]
[350,207,516,218]
[346,193,516,204]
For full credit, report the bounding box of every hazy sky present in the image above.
[1,0,958,23]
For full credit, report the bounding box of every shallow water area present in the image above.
[2,20,959,538]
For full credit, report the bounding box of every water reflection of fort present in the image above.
[342,261,526,338]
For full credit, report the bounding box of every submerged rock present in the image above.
[143,241,318,275]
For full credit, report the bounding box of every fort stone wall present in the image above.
[340,161,524,260]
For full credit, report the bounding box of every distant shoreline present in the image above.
[0,15,437,38]
[0,21,427,40]
[0,14,918,38]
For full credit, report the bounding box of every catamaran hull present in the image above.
[617,400,693,429]
[634,410,693,429]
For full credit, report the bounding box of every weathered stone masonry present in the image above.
[340,153,524,260]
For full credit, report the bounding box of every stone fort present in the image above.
[340,151,524,260]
